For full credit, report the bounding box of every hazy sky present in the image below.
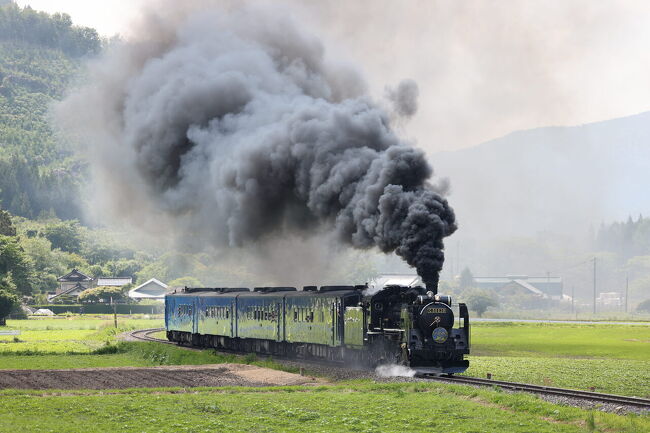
[16,1,650,152]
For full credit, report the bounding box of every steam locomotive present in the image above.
[165,284,470,374]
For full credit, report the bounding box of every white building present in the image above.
[128,278,170,301]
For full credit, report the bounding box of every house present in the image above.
[474,275,563,300]
[128,278,170,301]
[52,271,133,303]
[56,269,93,294]
[48,283,88,303]
[96,277,133,287]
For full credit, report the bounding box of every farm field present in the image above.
[0,316,648,432]
[463,322,650,397]
[0,317,292,372]
[0,316,163,354]
[0,382,646,433]
[1,317,649,398]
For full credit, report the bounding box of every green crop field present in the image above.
[2,317,649,397]
[0,317,293,372]
[0,316,648,432]
[0,316,164,354]
[0,383,646,433]
[462,322,650,397]
[469,322,650,360]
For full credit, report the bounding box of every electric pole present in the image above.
[571,286,574,314]
[625,273,629,314]
[593,257,597,315]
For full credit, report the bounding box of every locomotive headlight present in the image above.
[432,327,448,344]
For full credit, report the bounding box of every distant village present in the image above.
[38,268,626,316]
[48,269,171,304]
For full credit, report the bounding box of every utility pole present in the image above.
[571,286,574,314]
[593,257,597,315]
[625,273,629,314]
[111,296,117,329]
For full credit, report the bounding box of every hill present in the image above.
[434,111,650,240]
[0,3,100,220]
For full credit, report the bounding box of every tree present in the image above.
[637,299,650,313]
[459,267,475,289]
[0,288,19,326]
[168,276,203,288]
[464,288,498,317]
[0,234,34,294]
[0,209,15,236]
[78,286,124,304]
[42,220,82,253]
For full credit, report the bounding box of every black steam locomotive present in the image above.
[165,284,470,374]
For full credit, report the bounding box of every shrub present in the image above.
[636,299,650,313]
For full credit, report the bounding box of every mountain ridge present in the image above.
[433,110,650,239]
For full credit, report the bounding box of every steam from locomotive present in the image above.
[58,4,456,288]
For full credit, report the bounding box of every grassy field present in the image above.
[463,322,650,397]
[0,316,163,354]
[0,316,648,432]
[0,316,293,372]
[1,317,649,397]
[469,322,650,360]
[0,382,646,433]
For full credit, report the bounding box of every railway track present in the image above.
[129,328,171,344]
[423,375,650,409]
[130,328,650,410]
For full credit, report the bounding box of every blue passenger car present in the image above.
[165,284,470,374]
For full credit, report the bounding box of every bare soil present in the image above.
[0,364,323,390]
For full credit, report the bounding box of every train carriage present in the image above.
[165,284,470,374]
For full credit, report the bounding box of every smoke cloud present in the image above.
[386,79,419,118]
[57,3,455,287]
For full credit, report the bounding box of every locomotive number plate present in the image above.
[427,307,447,314]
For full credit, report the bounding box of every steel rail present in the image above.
[423,375,650,409]
[130,328,649,409]
[129,328,170,343]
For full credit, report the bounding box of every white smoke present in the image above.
[375,364,417,378]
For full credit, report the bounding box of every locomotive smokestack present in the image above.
[57,4,456,284]
[425,274,440,294]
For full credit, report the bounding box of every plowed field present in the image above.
[0,363,321,390]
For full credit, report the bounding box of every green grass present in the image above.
[0,341,296,373]
[463,322,650,397]
[0,382,646,433]
[470,322,650,360]
[0,317,163,354]
[2,317,649,399]
[0,317,292,372]
[466,356,650,397]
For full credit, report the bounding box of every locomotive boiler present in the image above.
[165,284,470,374]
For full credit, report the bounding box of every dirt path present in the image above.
[0,364,324,390]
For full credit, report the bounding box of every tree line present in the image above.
[0,2,100,57]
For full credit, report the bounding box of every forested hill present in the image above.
[0,2,100,220]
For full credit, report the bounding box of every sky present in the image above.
[15,0,650,152]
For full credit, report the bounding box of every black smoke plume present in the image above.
[57,4,456,288]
